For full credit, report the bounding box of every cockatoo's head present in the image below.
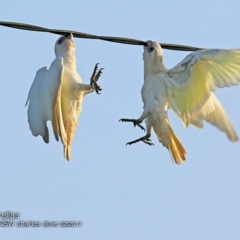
[143,41,166,74]
[143,40,163,64]
[54,33,75,56]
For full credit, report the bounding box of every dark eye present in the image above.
[148,47,154,53]
[58,40,62,45]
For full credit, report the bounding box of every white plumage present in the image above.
[120,41,239,164]
[25,33,103,161]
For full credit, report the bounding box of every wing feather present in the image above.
[186,93,238,141]
[26,67,49,140]
[46,57,67,146]
[204,95,238,141]
[166,49,240,123]
[26,57,66,144]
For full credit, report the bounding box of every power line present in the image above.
[0,21,203,51]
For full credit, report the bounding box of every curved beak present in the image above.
[66,32,73,40]
[145,40,154,52]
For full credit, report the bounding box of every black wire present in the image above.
[0,21,203,51]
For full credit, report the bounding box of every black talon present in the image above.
[94,68,104,82]
[126,134,154,146]
[144,138,152,142]
[90,63,103,94]
[119,118,145,131]
[142,139,154,146]
[90,63,99,80]
[126,141,154,146]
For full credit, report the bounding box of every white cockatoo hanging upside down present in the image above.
[120,40,240,164]
[25,33,103,161]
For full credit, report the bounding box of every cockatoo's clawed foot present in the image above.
[90,63,103,94]
[91,81,102,94]
[119,118,145,131]
[126,134,153,146]
[142,139,154,146]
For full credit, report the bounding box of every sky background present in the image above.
[1,1,240,239]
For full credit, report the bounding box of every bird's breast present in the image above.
[141,75,166,105]
[61,67,82,94]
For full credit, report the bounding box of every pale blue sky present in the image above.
[1,1,240,239]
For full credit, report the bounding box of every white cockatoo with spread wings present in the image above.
[25,33,103,161]
[120,41,239,164]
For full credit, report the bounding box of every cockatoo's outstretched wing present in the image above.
[25,57,66,145]
[165,49,240,123]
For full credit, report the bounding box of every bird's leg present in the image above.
[90,63,104,94]
[126,134,154,146]
[119,118,145,131]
